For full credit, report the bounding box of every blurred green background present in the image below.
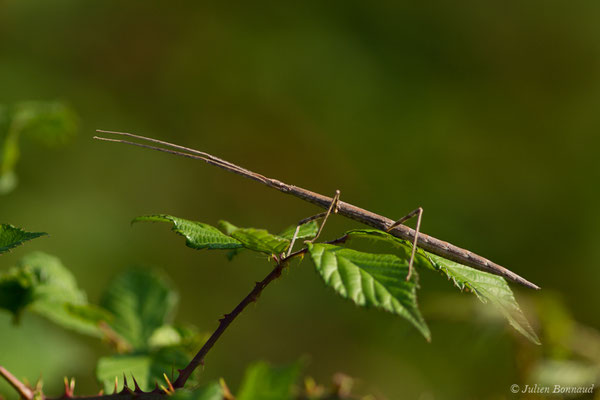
[1,1,599,399]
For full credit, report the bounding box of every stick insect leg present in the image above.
[386,207,423,281]
[310,190,341,243]
[286,212,326,257]
[286,190,340,256]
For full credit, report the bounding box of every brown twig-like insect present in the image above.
[93,130,539,290]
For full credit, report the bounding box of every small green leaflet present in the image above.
[278,220,319,241]
[137,215,293,256]
[230,228,290,255]
[100,268,179,350]
[219,220,294,257]
[0,224,47,254]
[307,243,430,340]
[236,361,302,400]
[426,253,541,345]
[133,215,243,250]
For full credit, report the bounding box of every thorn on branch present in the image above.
[119,387,134,395]
[161,374,175,395]
[63,376,75,398]
[113,377,118,395]
[34,377,43,395]
[219,378,234,400]
[131,375,142,393]
[70,378,76,396]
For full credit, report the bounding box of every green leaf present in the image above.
[0,224,47,254]
[133,215,243,250]
[426,253,541,345]
[217,220,239,235]
[0,252,106,335]
[96,347,189,392]
[237,361,302,400]
[20,252,86,304]
[219,220,291,255]
[101,268,179,350]
[307,243,430,340]
[171,384,224,400]
[230,228,290,255]
[278,221,319,241]
[345,229,434,271]
[31,302,111,337]
[345,229,539,344]
[0,265,34,316]
[19,253,106,335]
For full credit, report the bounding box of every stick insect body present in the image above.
[94,130,539,290]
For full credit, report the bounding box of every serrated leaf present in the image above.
[346,229,539,344]
[237,361,302,400]
[307,243,430,340]
[0,224,47,254]
[278,221,319,241]
[133,215,243,250]
[426,252,540,345]
[345,229,434,271]
[96,347,189,392]
[171,384,224,400]
[100,268,178,350]
[219,220,291,255]
[230,229,290,255]
[0,252,106,335]
[218,221,293,257]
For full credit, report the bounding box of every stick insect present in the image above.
[94,130,540,290]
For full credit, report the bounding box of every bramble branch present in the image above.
[173,235,348,388]
[0,366,33,400]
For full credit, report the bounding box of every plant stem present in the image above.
[174,236,347,389]
[173,258,288,388]
[0,366,33,400]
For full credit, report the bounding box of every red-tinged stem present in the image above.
[0,366,33,400]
